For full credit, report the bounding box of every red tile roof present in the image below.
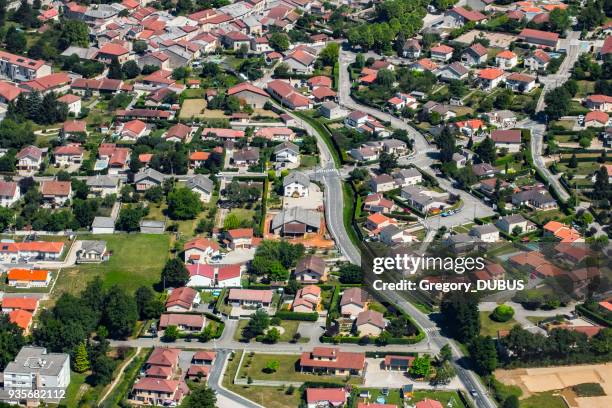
[41,181,71,196]
[300,347,365,371]
[186,263,214,279]
[98,43,130,56]
[0,181,17,197]
[123,119,147,135]
[0,81,22,101]
[479,68,503,80]
[306,388,346,404]
[519,28,559,43]
[228,289,273,303]
[227,82,268,97]
[9,309,33,331]
[185,237,219,251]
[491,129,521,143]
[166,287,198,310]
[585,110,609,124]
[2,296,39,311]
[54,143,84,156]
[147,347,180,367]
[62,120,86,133]
[218,265,241,281]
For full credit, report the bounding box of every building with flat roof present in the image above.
[3,347,70,391]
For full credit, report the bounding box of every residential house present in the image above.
[284,48,317,73]
[7,269,51,288]
[266,79,311,110]
[472,163,499,178]
[159,314,205,332]
[232,147,260,167]
[164,123,193,143]
[305,388,347,408]
[1,296,39,313]
[16,145,43,171]
[186,264,215,287]
[57,94,81,115]
[461,43,488,66]
[584,111,609,128]
[370,174,396,193]
[273,141,299,164]
[120,120,148,140]
[227,289,273,308]
[495,50,518,69]
[0,81,22,104]
[495,214,535,235]
[292,285,321,312]
[91,216,115,234]
[365,213,398,234]
[87,175,119,197]
[506,73,536,93]
[444,7,487,28]
[469,224,500,242]
[430,44,454,62]
[166,287,201,312]
[225,228,254,250]
[383,355,415,371]
[543,221,583,243]
[3,347,69,391]
[0,181,20,207]
[227,82,269,108]
[585,95,612,112]
[437,62,469,82]
[295,255,326,283]
[363,193,394,214]
[217,265,242,288]
[518,28,559,49]
[222,31,251,50]
[401,39,421,59]
[483,110,517,128]
[0,50,52,82]
[41,181,72,206]
[511,187,557,210]
[186,175,214,203]
[478,68,504,90]
[525,50,551,71]
[131,378,188,406]
[184,237,220,264]
[283,171,310,197]
[0,241,65,262]
[299,347,366,376]
[61,120,87,141]
[134,168,165,191]
[76,240,108,263]
[392,168,422,187]
[192,351,216,366]
[97,43,130,64]
[355,310,386,337]
[54,143,84,166]
[189,151,210,169]
[400,185,450,213]
[349,146,379,162]
[340,287,366,319]
[270,207,320,237]
[491,129,522,152]
[319,101,344,120]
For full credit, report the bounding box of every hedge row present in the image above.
[275,311,318,321]
[320,333,424,345]
[575,304,612,327]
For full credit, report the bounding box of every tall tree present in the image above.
[73,341,90,373]
[441,292,480,343]
[437,127,456,162]
[183,385,217,408]
[167,187,202,220]
[102,286,138,340]
[476,137,496,163]
[161,258,189,288]
[0,314,25,370]
[469,336,498,375]
[107,57,123,80]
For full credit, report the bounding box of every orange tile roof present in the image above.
[189,151,210,161]
[496,50,517,59]
[479,68,503,80]
[2,296,39,311]
[7,269,49,282]
[9,309,33,330]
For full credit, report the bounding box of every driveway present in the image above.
[364,358,462,389]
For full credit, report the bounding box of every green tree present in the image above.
[339,263,363,284]
[409,355,431,378]
[122,60,141,79]
[569,153,578,168]
[73,341,90,373]
[269,32,290,52]
[90,354,115,385]
[491,305,515,322]
[183,385,217,408]
[5,26,26,53]
[107,57,123,80]
[263,327,280,344]
[162,325,179,342]
[437,127,456,162]
[318,42,339,66]
[102,285,138,340]
[476,137,496,163]
[115,205,146,232]
[503,395,519,408]
[469,336,498,375]
[264,359,279,373]
[58,20,89,49]
[133,40,148,54]
[431,360,456,385]
[379,152,398,173]
[135,286,163,320]
[243,309,269,339]
[176,0,193,14]
[544,86,571,120]
[161,258,189,288]
[549,8,570,33]
[0,314,25,370]
[441,292,480,343]
[167,187,202,220]
[438,343,453,363]
[0,207,14,231]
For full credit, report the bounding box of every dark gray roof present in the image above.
[470,224,498,236]
[134,168,165,184]
[271,207,320,230]
[186,175,213,194]
[87,175,118,188]
[283,171,309,187]
[79,240,106,254]
[273,141,299,155]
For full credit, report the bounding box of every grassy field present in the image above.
[63,371,88,407]
[480,311,518,337]
[523,209,568,225]
[356,388,402,406]
[222,351,301,408]
[520,391,566,408]
[409,390,467,407]
[53,234,170,298]
[237,353,361,384]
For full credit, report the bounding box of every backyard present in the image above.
[480,311,518,337]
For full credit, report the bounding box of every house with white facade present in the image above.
[283,171,310,197]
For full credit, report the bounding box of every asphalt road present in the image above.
[207,349,262,408]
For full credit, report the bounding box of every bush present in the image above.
[491,305,515,322]
[572,383,605,397]
[275,311,318,321]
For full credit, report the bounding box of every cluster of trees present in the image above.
[115,204,149,232]
[223,180,261,206]
[28,20,90,61]
[544,79,580,120]
[61,54,105,78]
[108,58,141,80]
[207,93,242,114]
[7,92,69,125]
[500,325,612,366]
[241,309,278,341]
[0,314,25,371]
[167,187,203,220]
[346,0,427,52]
[0,118,35,149]
[33,278,139,385]
[250,240,305,282]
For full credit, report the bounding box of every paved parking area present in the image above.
[364,358,462,389]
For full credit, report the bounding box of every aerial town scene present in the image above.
[0,0,610,407]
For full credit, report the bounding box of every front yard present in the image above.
[480,311,518,337]
[233,319,301,342]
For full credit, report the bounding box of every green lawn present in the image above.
[234,320,301,342]
[298,155,318,169]
[53,234,170,298]
[523,209,568,226]
[223,351,301,408]
[480,311,519,337]
[63,371,87,407]
[238,353,362,384]
[520,391,566,408]
[356,388,402,406]
[526,316,547,325]
[409,390,466,407]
